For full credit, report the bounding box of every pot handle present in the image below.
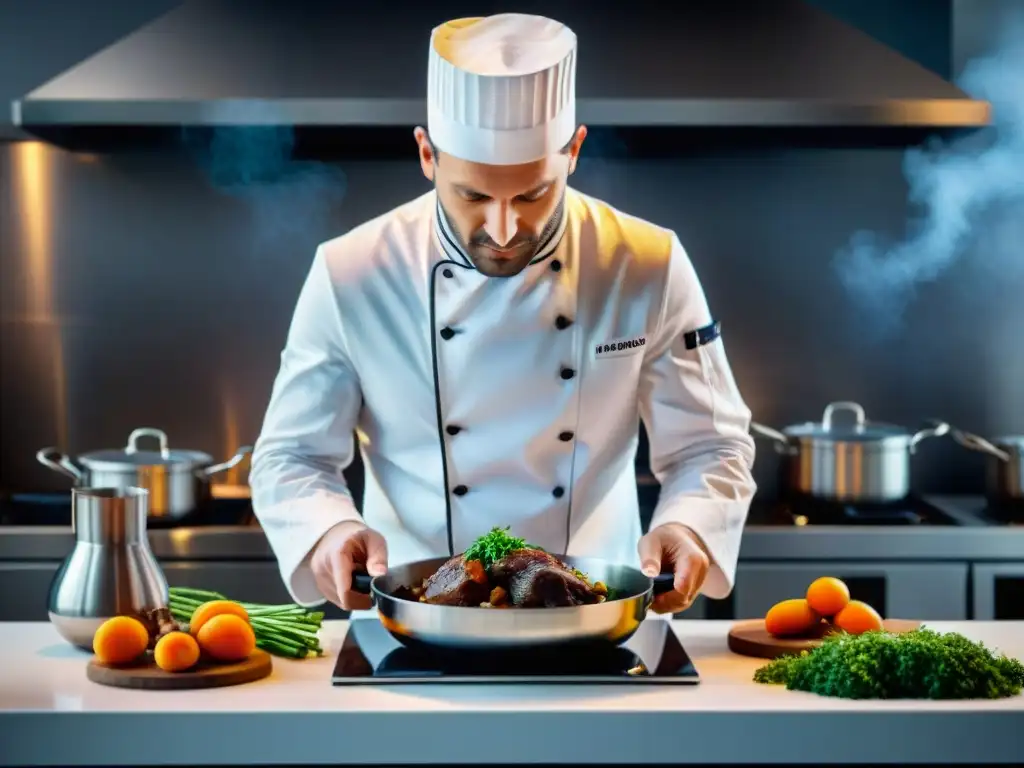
[908,419,950,452]
[352,571,373,595]
[35,448,84,482]
[198,445,254,478]
[951,428,1010,462]
[749,423,796,454]
[126,428,171,459]
[651,572,676,596]
[822,401,866,432]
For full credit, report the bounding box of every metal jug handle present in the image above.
[125,428,171,459]
[36,448,84,482]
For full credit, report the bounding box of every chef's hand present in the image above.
[637,523,710,614]
[310,520,388,611]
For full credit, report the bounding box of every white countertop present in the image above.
[1,616,1022,765]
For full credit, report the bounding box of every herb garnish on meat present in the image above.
[463,526,534,568]
[416,527,616,607]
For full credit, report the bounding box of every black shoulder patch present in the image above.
[683,320,721,350]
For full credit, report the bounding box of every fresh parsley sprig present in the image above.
[753,627,1024,699]
[463,526,533,568]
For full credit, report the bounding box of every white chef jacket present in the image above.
[250,187,756,607]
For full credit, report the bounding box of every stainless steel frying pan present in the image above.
[352,555,674,652]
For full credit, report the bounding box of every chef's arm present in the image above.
[638,234,756,599]
[250,246,365,607]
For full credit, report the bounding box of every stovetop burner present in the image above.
[332,618,699,685]
[978,506,1024,526]
[0,492,254,527]
[937,496,1024,527]
[747,495,969,526]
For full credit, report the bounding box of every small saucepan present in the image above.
[352,556,674,653]
[951,429,1024,510]
[751,401,949,504]
[36,428,252,522]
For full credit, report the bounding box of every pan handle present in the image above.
[908,419,950,452]
[651,572,675,596]
[197,445,254,478]
[749,423,796,455]
[36,448,84,482]
[352,571,373,595]
[952,429,1011,462]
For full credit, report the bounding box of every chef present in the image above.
[250,13,756,614]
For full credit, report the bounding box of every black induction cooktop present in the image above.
[332,618,699,685]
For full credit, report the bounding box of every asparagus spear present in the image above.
[168,587,325,658]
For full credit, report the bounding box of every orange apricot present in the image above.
[92,615,150,665]
[154,631,201,672]
[806,576,851,617]
[833,600,884,635]
[189,600,249,637]
[196,613,256,662]
[764,598,820,637]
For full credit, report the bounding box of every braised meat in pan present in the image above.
[489,548,601,607]
[420,554,491,606]
[408,527,609,608]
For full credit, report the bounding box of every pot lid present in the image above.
[78,428,212,469]
[783,402,909,441]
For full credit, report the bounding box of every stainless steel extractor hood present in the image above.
[12,0,991,131]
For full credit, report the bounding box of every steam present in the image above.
[181,105,347,249]
[833,10,1024,340]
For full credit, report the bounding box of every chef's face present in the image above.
[415,125,587,277]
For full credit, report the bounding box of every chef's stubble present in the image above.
[440,194,566,278]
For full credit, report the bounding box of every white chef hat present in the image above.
[427,13,577,165]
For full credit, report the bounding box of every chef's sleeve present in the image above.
[249,245,366,606]
[639,233,757,599]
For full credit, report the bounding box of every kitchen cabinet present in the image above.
[0,561,974,622]
[732,562,969,620]
[2,544,1007,623]
[0,564,57,622]
[0,556,707,622]
[972,563,1024,620]
[0,561,348,622]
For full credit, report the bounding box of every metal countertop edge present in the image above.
[1,710,1021,766]
[0,524,1020,562]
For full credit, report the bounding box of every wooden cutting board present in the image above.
[86,649,272,690]
[727,619,922,659]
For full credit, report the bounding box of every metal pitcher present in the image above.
[48,487,169,650]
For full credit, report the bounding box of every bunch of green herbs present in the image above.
[753,627,1024,699]
[463,526,537,568]
[169,587,323,659]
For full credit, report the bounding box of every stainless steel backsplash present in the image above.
[2,140,1021,496]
